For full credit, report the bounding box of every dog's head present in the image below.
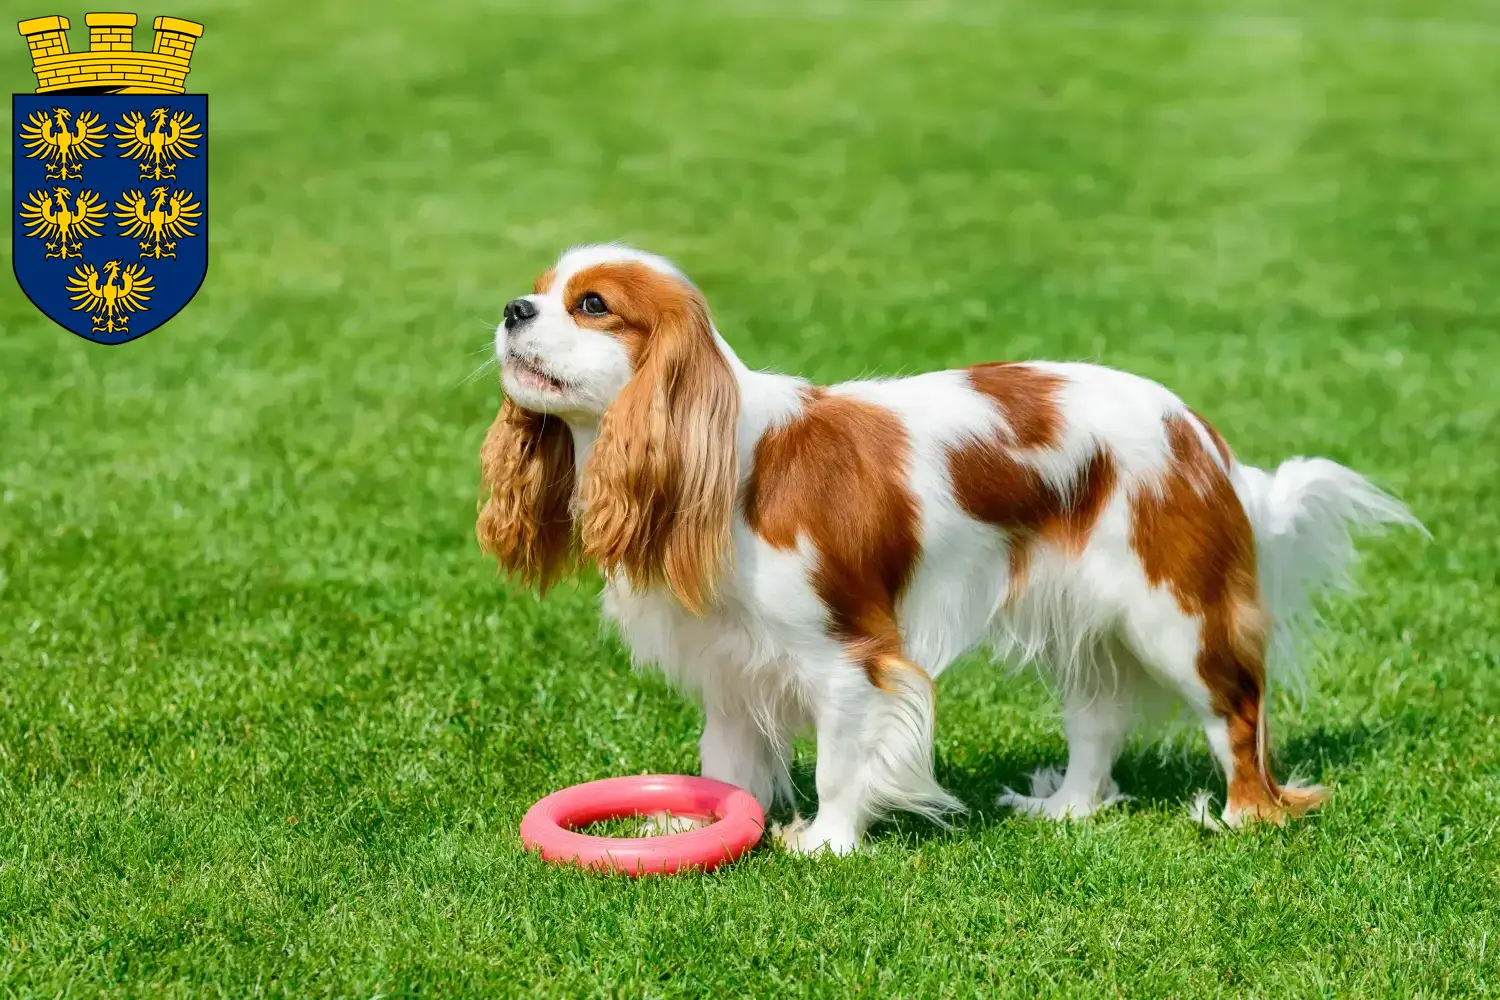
[478,245,739,613]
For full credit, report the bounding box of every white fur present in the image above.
[1233,458,1428,688]
[496,245,1422,852]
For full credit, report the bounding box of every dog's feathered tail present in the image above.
[1231,457,1426,689]
[1176,457,1424,828]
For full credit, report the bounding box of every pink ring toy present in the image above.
[519,775,765,876]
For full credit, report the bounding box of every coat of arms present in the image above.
[12,12,206,345]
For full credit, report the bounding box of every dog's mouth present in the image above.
[505,355,567,395]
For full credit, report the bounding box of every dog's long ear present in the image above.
[580,289,739,614]
[477,399,576,591]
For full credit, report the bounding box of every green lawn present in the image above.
[2,1,1497,995]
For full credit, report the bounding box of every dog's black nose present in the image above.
[503,297,538,329]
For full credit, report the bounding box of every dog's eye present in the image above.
[578,292,608,317]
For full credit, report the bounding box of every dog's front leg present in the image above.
[699,702,787,811]
[776,655,959,856]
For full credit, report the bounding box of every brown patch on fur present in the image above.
[573,262,739,616]
[868,653,938,703]
[744,390,921,690]
[559,262,682,365]
[1131,417,1257,620]
[951,365,1116,598]
[533,267,557,295]
[1131,415,1321,822]
[1189,407,1234,467]
[951,446,1118,555]
[1263,783,1328,819]
[1006,543,1031,602]
[967,363,1066,448]
[477,399,577,591]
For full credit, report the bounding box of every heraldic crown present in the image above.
[19,13,203,95]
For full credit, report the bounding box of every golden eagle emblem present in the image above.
[66,260,155,335]
[19,186,107,260]
[115,108,202,182]
[115,186,203,260]
[19,108,106,182]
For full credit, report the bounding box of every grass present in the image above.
[2,0,1497,995]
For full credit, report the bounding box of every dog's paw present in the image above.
[771,814,811,851]
[998,767,1127,821]
[772,814,858,856]
[1193,781,1329,831]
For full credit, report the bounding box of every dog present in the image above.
[479,244,1421,854]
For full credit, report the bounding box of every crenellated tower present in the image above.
[17,12,204,94]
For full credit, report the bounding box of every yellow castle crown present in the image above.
[18,12,203,94]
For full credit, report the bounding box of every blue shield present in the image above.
[13,94,208,345]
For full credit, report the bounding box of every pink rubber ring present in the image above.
[519,775,765,876]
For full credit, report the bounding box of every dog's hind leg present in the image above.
[1120,591,1327,829]
[999,641,1140,820]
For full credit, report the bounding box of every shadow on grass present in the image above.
[775,715,1418,846]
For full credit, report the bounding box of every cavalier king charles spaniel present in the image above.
[479,244,1420,854]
